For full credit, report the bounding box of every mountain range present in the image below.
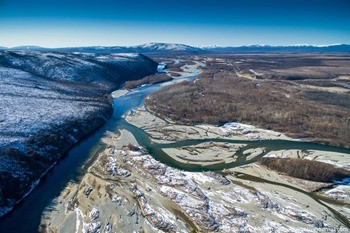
[1,43,349,54]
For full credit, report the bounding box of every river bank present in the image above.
[39,58,350,232]
[0,57,203,232]
[41,125,350,232]
[0,52,158,223]
[1,56,348,231]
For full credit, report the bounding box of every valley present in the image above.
[2,0,349,232]
[33,57,350,232]
[0,50,349,232]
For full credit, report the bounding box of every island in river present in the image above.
[37,58,350,232]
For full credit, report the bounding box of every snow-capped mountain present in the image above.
[135,42,203,53]
[203,44,350,53]
[5,43,350,54]
[10,45,46,50]
[8,43,204,54]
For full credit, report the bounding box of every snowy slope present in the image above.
[0,51,158,216]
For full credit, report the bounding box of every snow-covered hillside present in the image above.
[0,50,158,216]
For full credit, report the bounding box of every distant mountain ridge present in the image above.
[1,43,350,54]
[1,43,203,54]
[202,44,350,53]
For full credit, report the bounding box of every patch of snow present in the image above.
[75,206,84,233]
[89,208,99,221]
[220,122,256,136]
[83,222,101,233]
[182,172,215,184]
[325,185,350,200]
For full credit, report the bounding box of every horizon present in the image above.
[1,0,349,47]
[1,42,349,49]
[1,0,350,231]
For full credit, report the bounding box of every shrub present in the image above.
[259,157,350,182]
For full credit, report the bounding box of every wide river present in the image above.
[0,72,349,232]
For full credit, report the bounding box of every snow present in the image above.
[182,172,215,184]
[0,50,156,152]
[288,43,342,47]
[138,42,201,52]
[220,121,283,139]
[249,69,262,76]
[83,222,101,233]
[75,206,84,233]
[128,151,142,156]
[132,185,177,231]
[157,63,166,72]
[325,185,350,200]
[220,122,256,135]
[89,208,99,221]
[113,53,140,58]
[0,50,158,217]
[126,148,341,231]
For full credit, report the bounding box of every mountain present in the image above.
[203,44,350,53]
[133,42,203,54]
[9,43,204,55]
[10,45,46,51]
[6,43,350,54]
[59,43,203,54]
[0,50,158,216]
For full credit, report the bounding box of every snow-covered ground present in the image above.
[220,122,284,140]
[0,50,158,217]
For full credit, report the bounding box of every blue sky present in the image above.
[0,0,349,47]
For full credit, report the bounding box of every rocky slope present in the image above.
[0,50,158,216]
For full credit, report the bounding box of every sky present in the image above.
[0,0,349,47]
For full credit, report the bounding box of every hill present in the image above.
[0,51,158,216]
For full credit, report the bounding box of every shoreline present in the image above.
[41,125,350,232]
[0,99,114,219]
[0,55,199,228]
[0,72,162,219]
[123,105,350,227]
[38,59,350,232]
[0,51,159,221]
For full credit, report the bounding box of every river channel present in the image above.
[0,71,349,232]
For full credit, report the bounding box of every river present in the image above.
[0,72,197,232]
[0,71,349,232]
